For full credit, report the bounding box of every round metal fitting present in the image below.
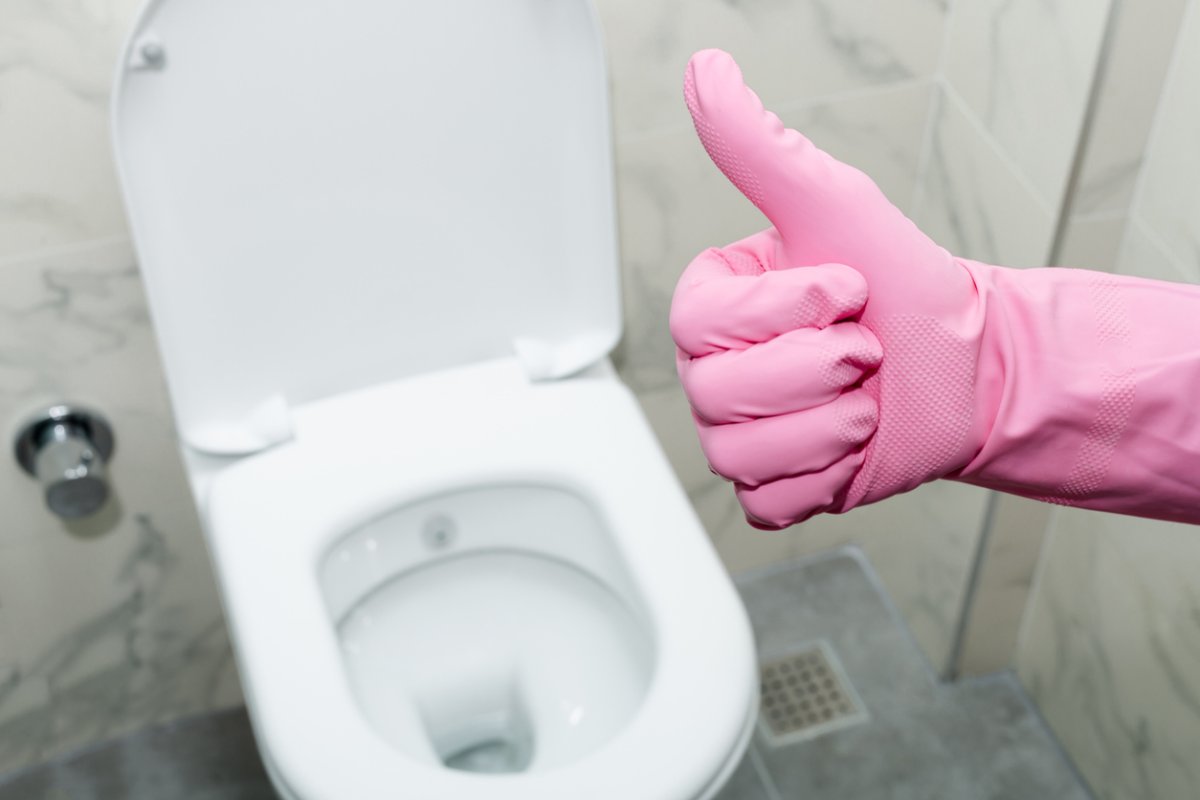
[14,405,116,519]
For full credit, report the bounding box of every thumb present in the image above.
[684,49,833,246]
[683,49,953,299]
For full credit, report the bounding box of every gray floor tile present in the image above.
[738,548,1092,800]
[0,708,278,800]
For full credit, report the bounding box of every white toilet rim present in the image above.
[201,364,759,799]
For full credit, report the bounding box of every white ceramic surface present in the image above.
[202,360,757,800]
[112,0,621,454]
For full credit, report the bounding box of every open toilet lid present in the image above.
[112,0,621,455]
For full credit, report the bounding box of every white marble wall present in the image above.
[0,0,241,775]
[0,241,242,774]
[915,0,1113,266]
[1017,2,1200,796]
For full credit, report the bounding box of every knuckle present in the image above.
[833,392,879,444]
[680,358,730,423]
[737,489,803,530]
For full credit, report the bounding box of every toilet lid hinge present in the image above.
[181,393,295,456]
[512,332,613,382]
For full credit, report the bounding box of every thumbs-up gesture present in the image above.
[671,50,996,528]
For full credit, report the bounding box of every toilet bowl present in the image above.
[111,1,759,798]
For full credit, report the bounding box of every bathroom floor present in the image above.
[718,548,1093,800]
[0,548,1093,800]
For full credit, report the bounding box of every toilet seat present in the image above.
[203,360,758,799]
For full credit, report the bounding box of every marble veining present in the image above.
[1018,509,1200,800]
[0,252,143,374]
[914,86,1057,266]
[0,239,240,777]
[0,515,239,776]
[0,0,142,256]
[803,0,917,85]
[940,0,1114,208]
[594,0,947,140]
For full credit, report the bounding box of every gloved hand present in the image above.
[672,49,1200,528]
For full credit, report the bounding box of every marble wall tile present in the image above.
[1114,217,1196,284]
[0,0,142,257]
[0,240,177,544]
[774,82,934,215]
[1017,508,1200,800]
[940,0,1113,207]
[1070,0,1190,217]
[0,614,12,700]
[594,0,947,140]
[0,240,240,774]
[612,121,766,395]
[1135,0,1200,273]
[1014,7,1200,791]
[631,384,713,498]
[914,87,1058,267]
[1055,212,1127,271]
[955,495,1052,677]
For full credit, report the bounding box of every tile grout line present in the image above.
[911,0,961,215]
[1120,0,1199,247]
[1010,506,1061,680]
[1126,214,1200,282]
[1046,0,1124,266]
[747,742,784,800]
[934,82,1056,217]
[943,490,1000,680]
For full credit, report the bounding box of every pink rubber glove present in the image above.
[671,49,1200,529]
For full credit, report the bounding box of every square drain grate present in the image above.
[757,639,868,746]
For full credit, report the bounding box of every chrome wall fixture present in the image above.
[14,404,116,519]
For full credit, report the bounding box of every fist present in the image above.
[672,50,991,528]
[670,229,883,528]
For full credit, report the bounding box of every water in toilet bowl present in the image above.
[339,551,652,773]
[317,483,656,774]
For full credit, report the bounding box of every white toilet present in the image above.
[111,1,758,798]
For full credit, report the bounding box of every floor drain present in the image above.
[757,639,867,746]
